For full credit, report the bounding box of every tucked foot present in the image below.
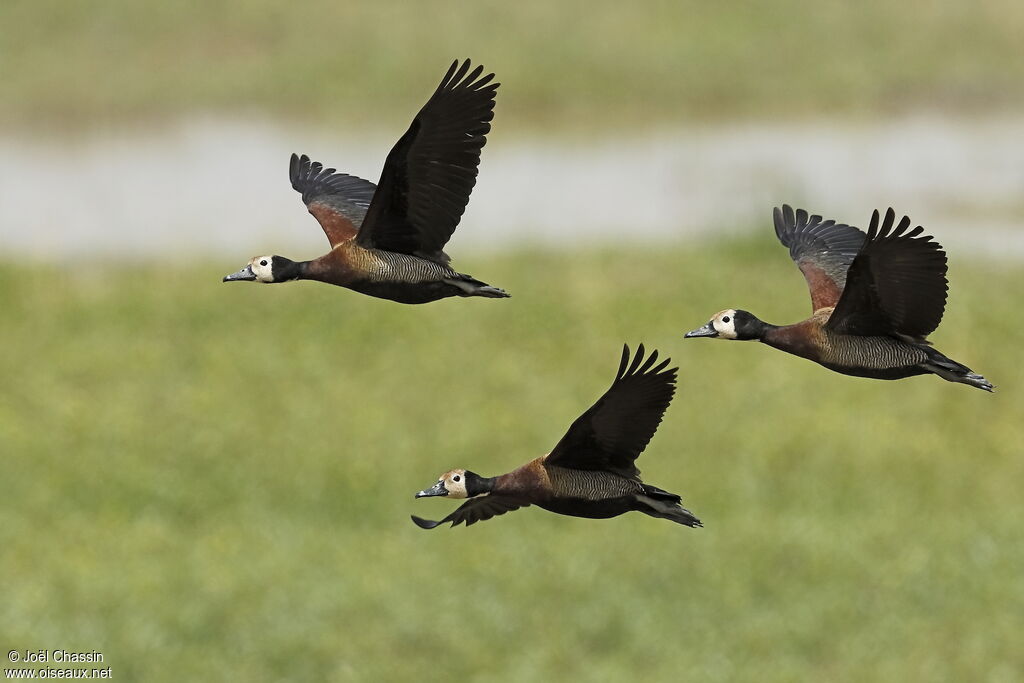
[473,285,510,298]
[635,486,702,527]
[921,346,994,392]
[446,275,511,298]
[649,503,703,528]
[962,372,994,392]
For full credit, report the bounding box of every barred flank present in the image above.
[547,467,643,501]
[358,248,459,283]
[821,332,930,369]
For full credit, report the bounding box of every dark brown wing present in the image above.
[356,59,498,264]
[773,204,866,312]
[290,153,377,247]
[545,344,677,479]
[827,208,948,339]
[411,496,529,529]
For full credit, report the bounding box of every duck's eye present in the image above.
[722,316,731,324]
[260,260,268,267]
[452,475,461,483]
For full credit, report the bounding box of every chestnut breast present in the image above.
[763,318,829,363]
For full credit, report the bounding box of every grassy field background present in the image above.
[1,239,1021,681]
[4,0,1024,128]
[3,1,1023,680]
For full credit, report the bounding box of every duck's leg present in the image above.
[920,346,994,392]
[633,484,702,527]
[444,273,511,298]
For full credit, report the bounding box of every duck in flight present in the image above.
[223,59,509,304]
[413,345,702,529]
[685,205,993,391]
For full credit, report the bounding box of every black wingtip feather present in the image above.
[626,344,646,377]
[783,204,795,226]
[411,515,443,529]
[616,344,677,384]
[617,344,631,380]
[441,59,460,87]
[882,207,896,235]
[867,209,881,238]
[289,153,305,191]
[640,349,659,373]
[473,72,496,90]
[465,64,484,85]
[895,214,911,235]
[450,59,472,88]
[865,209,939,248]
[773,206,785,237]
[795,208,808,229]
[437,59,498,95]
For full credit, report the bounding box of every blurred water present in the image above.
[1,116,1022,261]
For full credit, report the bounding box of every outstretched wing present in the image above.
[356,59,499,263]
[290,153,377,247]
[545,344,677,479]
[411,496,529,529]
[773,204,866,312]
[827,208,948,339]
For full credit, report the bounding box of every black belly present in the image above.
[537,497,635,520]
[346,279,462,304]
[819,361,929,381]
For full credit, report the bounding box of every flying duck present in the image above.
[223,59,509,304]
[412,345,701,529]
[685,205,993,391]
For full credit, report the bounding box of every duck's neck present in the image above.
[754,321,780,342]
[465,471,496,498]
[760,321,820,358]
[737,316,778,342]
[275,258,309,282]
[302,252,358,286]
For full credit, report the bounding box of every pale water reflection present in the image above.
[1,116,1022,261]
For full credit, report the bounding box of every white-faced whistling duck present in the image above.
[223,59,509,304]
[685,205,993,391]
[412,345,702,529]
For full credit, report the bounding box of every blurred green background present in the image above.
[3,0,1024,128]
[2,2,1023,682]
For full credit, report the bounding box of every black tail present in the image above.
[921,346,993,392]
[635,484,702,528]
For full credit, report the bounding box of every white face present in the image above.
[710,309,738,339]
[249,256,275,283]
[438,469,469,498]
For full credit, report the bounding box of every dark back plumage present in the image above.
[546,344,676,479]
[827,208,948,339]
[357,59,499,264]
